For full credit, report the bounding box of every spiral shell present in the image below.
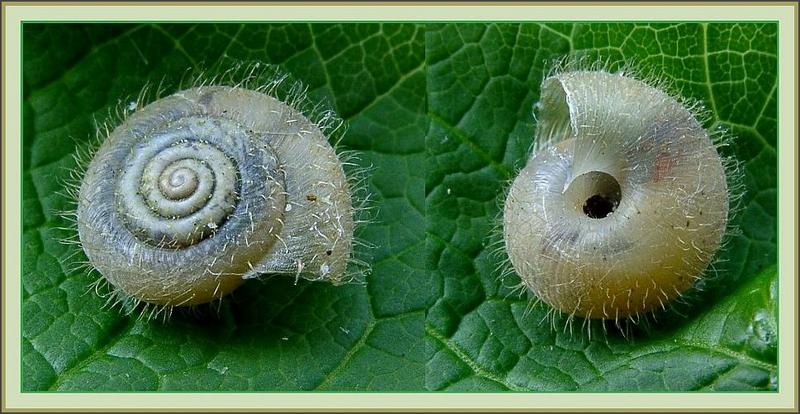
[77,85,356,306]
[503,69,730,320]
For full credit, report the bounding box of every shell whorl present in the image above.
[77,86,355,306]
[503,70,729,320]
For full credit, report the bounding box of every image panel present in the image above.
[21,22,428,392]
[424,22,777,392]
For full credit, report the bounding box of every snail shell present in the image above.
[503,70,730,320]
[77,85,355,306]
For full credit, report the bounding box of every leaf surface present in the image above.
[21,22,778,392]
[425,22,778,391]
[22,23,429,391]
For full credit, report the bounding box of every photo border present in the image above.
[2,2,797,412]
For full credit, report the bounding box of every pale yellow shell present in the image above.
[77,86,355,306]
[503,70,729,320]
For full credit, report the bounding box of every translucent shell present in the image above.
[77,86,354,306]
[503,70,729,320]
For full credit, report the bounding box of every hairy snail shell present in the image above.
[76,85,356,307]
[503,69,730,320]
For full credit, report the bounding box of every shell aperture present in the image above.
[503,70,730,320]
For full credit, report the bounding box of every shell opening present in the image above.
[563,170,622,219]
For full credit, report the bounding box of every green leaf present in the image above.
[22,23,428,391]
[426,23,777,391]
[22,22,777,393]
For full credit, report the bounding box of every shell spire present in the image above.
[77,84,357,307]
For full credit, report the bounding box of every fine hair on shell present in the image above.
[56,60,374,322]
[492,55,744,340]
